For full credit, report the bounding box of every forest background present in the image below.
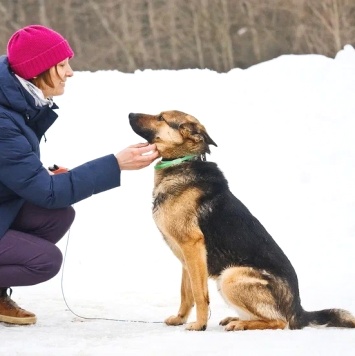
[0,0,355,73]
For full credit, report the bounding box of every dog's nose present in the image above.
[129,113,135,119]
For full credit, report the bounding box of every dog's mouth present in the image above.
[128,113,155,143]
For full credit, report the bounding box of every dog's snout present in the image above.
[129,113,136,120]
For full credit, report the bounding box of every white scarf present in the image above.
[16,74,53,108]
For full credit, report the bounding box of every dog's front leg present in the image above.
[181,239,209,331]
[165,267,194,326]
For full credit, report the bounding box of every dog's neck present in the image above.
[154,154,206,170]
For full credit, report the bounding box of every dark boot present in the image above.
[0,288,36,325]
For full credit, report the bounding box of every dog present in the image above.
[129,110,355,331]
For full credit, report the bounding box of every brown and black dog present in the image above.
[129,110,355,331]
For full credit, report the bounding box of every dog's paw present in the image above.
[185,322,207,331]
[164,315,185,326]
[219,316,240,326]
[224,320,246,331]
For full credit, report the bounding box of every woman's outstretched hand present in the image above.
[115,142,160,170]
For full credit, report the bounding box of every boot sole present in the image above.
[0,315,37,325]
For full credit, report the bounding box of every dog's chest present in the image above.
[151,172,187,218]
[152,198,185,262]
[152,174,204,262]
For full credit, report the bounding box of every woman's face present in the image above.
[41,58,73,98]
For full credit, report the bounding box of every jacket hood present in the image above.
[0,55,59,140]
[0,55,31,114]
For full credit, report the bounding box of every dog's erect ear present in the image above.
[179,123,218,147]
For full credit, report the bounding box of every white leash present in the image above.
[60,228,163,324]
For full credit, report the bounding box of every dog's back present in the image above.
[170,160,296,280]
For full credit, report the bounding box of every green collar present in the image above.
[154,155,198,170]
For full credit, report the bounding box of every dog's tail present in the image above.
[295,308,355,329]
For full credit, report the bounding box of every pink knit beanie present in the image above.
[7,24,74,80]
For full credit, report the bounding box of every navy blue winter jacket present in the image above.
[0,55,121,239]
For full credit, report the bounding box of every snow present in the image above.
[2,45,355,355]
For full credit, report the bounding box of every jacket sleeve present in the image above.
[0,123,121,209]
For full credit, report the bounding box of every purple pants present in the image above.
[0,202,75,288]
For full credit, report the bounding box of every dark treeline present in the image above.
[0,0,354,73]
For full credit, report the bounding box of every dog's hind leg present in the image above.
[217,266,288,331]
[165,267,194,326]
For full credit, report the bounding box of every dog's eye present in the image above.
[157,115,164,122]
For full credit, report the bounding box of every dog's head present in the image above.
[129,110,217,159]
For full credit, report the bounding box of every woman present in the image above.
[0,25,159,325]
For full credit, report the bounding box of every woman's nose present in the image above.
[66,64,74,77]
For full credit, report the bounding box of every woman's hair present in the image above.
[30,65,61,89]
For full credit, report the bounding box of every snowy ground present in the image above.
[2,45,355,355]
